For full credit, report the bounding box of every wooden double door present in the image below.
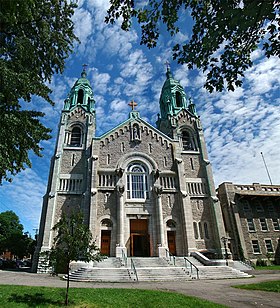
[130,219,150,257]
[100,230,111,255]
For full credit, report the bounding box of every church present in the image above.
[34,67,228,272]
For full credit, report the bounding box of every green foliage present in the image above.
[49,211,103,271]
[47,210,103,305]
[0,210,35,258]
[234,280,280,293]
[106,0,279,92]
[0,0,78,183]
[0,285,227,307]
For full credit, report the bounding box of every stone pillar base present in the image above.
[116,246,127,258]
[158,246,168,258]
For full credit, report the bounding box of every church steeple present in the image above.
[63,67,95,113]
[158,66,188,120]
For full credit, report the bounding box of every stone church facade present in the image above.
[34,68,227,271]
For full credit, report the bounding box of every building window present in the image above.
[193,222,199,239]
[247,218,255,231]
[167,220,176,228]
[126,163,149,199]
[175,91,182,107]
[260,218,268,231]
[199,221,204,239]
[256,202,264,213]
[204,222,210,239]
[77,89,84,105]
[243,201,252,215]
[181,130,197,151]
[265,239,274,253]
[272,218,280,231]
[252,240,261,254]
[70,126,82,146]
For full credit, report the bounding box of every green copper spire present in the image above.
[63,66,95,113]
[158,66,187,120]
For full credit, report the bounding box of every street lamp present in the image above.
[221,236,229,266]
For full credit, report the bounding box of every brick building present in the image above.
[33,67,229,272]
[218,182,280,263]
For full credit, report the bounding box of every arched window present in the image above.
[101,219,113,228]
[77,89,84,105]
[166,220,176,228]
[193,222,199,239]
[126,163,149,199]
[70,126,82,146]
[175,91,182,107]
[181,130,197,151]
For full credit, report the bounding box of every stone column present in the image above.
[116,184,127,257]
[154,185,167,257]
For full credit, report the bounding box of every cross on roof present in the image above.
[82,63,88,72]
[128,100,137,111]
[165,60,170,71]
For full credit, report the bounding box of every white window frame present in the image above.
[264,239,274,253]
[126,163,149,200]
[247,218,255,232]
[259,218,268,231]
[252,240,261,254]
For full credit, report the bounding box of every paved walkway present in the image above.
[0,269,279,307]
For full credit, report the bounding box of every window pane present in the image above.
[252,240,260,253]
[247,218,255,231]
[265,240,273,253]
[260,218,268,231]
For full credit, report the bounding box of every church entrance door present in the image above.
[167,231,176,255]
[100,230,111,255]
[130,219,150,257]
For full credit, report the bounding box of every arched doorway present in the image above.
[100,219,112,256]
[130,219,150,257]
[166,219,176,255]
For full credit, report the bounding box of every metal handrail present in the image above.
[121,249,127,267]
[130,258,138,282]
[165,249,176,266]
[184,257,199,279]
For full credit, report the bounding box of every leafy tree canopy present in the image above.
[48,211,103,305]
[0,210,35,258]
[106,0,279,92]
[0,0,78,183]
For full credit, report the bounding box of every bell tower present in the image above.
[33,68,96,272]
[156,67,197,137]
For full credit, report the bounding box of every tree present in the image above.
[48,211,103,306]
[0,210,35,259]
[106,0,279,92]
[0,0,78,183]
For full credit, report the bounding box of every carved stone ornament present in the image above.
[115,168,124,177]
[211,196,219,202]
[181,191,188,198]
[117,184,125,195]
[91,188,97,196]
[154,185,163,196]
[175,157,182,164]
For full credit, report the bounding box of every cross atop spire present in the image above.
[128,100,138,111]
[165,60,170,71]
[81,64,88,77]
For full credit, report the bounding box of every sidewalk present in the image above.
[0,269,279,307]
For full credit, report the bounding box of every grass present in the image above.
[234,280,280,293]
[0,285,226,308]
[255,265,280,271]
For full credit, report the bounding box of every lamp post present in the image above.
[221,236,229,266]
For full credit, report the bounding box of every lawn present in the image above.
[234,280,280,293]
[255,265,280,271]
[0,285,226,307]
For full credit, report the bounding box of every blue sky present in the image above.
[0,0,279,237]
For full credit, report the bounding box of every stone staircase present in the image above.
[131,257,191,281]
[64,256,251,282]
